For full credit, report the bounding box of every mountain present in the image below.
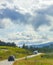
[18,42,53,48]
[29,42,53,48]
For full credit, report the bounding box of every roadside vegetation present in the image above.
[0,40,32,61]
[18,43,53,65]
[13,53,53,65]
[0,46,32,61]
[0,40,53,65]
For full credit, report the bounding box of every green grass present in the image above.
[0,46,31,61]
[13,53,53,65]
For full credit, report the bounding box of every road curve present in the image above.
[0,53,41,65]
[0,60,14,65]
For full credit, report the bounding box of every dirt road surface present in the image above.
[0,53,41,65]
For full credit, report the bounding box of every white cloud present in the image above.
[13,0,53,14]
[0,0,53,45]
[0,0,53,14]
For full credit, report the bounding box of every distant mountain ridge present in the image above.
[29,42,53,48]
[18,42,53,48]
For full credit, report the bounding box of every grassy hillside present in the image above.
[0,46,32,61]
[13,53,53,65]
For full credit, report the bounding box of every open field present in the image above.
[0,46,32,61]
[13,53,53,65]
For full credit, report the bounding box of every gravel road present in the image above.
[0,53,41,65]
[0,60,14,65]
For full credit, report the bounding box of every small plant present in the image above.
[25,57,28,60]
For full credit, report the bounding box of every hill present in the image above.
[0,46,32,61]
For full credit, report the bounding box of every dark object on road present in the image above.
[8,55,15,61]
[33,51,38,54]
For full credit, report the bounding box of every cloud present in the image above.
[0,8,32,25]
[0,8,24,20]
[31,5,53,30]
[0,20,5,29]
[0,2,53,30]
[0,7,51,30]
[0,0,53,45]
[45,5,53,16]
[1,3,7,7]
[36,5,53,16]
[7,32,33,42]
[0,18,14,29]
[31,14,50,30]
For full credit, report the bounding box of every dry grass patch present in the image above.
[13,54,53,65]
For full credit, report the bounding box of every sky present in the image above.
[0,0,53,45]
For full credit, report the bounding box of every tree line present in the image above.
[0,40,16,47]
[22,44,53,53]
